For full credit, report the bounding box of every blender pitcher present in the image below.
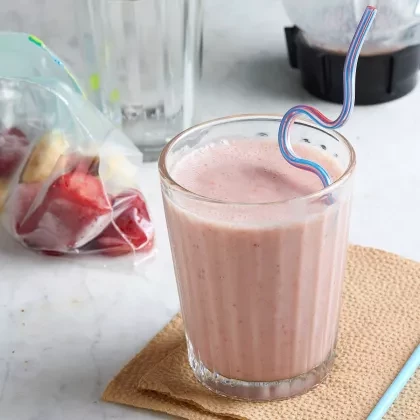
[283,0,420,104]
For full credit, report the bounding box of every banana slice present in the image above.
[21,131,69,183]
[100,153,138,186]
[0,178,8,212]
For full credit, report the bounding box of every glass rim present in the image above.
[158,114,356,206]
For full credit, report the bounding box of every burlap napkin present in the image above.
[102,246,420,419]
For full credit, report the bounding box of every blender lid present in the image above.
[285,26,420,105]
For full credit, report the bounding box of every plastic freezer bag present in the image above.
[0,33,154,258]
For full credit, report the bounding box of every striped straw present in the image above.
[278,6,377,187]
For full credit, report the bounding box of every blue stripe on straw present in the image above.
[367,344,420,420]
[278,6,377,188]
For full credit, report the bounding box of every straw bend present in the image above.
[278,6,377,187]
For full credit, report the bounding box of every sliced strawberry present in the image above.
[17,171,112,252]
[50,171,110,211]
[95,189,154,256]
[0,128,30,177]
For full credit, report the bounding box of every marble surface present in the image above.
[1,0,420,419]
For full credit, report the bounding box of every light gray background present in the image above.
[1,1,420,419]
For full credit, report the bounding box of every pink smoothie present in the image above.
[163,139,351,384]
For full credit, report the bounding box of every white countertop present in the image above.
[1,1,420,419]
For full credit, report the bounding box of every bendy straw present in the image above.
[278,6,377,187]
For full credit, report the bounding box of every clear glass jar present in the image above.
[92,0,204,161]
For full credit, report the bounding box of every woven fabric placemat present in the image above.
[103,246,420,419]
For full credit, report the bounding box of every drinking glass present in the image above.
[159,115,355,400]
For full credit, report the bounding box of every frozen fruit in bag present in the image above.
[100,153,138,186]
[21,131,69,183]
[55,152,100,177]
[71,154,100,177]
[95,189,154,256]
[0,128,30,177]
[17,171,112,251]
[0,34,155,261]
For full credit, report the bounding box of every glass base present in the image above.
[137,143,167,162]
[121,104,183,162]
[187,338,335,401]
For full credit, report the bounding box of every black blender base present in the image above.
[285,26,420,105]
